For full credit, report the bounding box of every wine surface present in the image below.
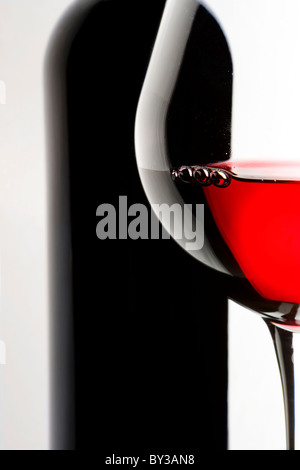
[202,162,300,304]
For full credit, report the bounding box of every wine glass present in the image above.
[135,0,300,450]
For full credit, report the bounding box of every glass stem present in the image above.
[266,321,300,450]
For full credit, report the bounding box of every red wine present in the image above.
[138,163,300,327]
[202,162,300,305]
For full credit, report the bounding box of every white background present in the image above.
[0,0,74,450]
